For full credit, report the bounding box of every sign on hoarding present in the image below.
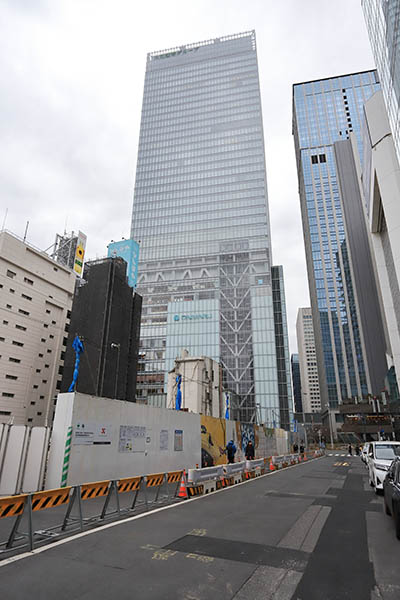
[107,239,140,288]
[73,231,87,276]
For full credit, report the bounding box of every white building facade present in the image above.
[167,350,221,417]
[361,90,400,388]
[0,231,75,426]
[296,307,321,413]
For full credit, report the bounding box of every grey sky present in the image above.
[0,0,375,353]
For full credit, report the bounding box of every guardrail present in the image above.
[0,450,324,556]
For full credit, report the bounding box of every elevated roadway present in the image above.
[1,455,399,600]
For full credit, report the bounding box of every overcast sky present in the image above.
[0,0,375,353]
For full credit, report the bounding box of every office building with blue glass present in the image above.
[131,31,292,426]
[292,71,388,411]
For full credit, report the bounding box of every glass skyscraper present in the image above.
[363,0,400,162]
[131,31,290,426]
[292,71,381,409]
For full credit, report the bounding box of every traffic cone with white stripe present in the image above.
[178,470,188,498]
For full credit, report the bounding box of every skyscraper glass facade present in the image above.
[363,0,400,162]
[292,71,380,409]
[131,31,283,425]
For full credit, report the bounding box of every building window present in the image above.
[2,392,14,398]
[311,155,318,164]
[38,353,43,358]
[49,334,54,339]
[9,289,15,294]
[27,418,33,423]
[43,323,48,328]
[37,411,43,416]
[18,309,30,316]
[0,410,11,416]
[0,337,4,342]
[39,396,44,400]
[24,277,34,285]
[33,384,38,389]
[5,374,17,380]
[6,304,12,309]
[21,294,32,301]
[15,324,26,331]
[6,270,16,279]
[47,349,52,353]
[51,320,56,325]
[319,154,326,163]
[36,369,41,373]
[42,380,47,384]
[9,357,21,363]
[2,320,8,325]
[12,340,24,347]
[41,338,46,342]
[46,309,51,314]
[30,401,36,406]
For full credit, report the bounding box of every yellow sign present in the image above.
[73,231,87,276]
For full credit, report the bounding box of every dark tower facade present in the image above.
[61,257,142,401]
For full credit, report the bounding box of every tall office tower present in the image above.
[293,71,385,414]
[291,354,303,414]
[131,31,286,425]
[362,0,400,162]
[271,266,293,428]
[296,308,321,413]
[61,257,142,401]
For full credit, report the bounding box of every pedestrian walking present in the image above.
[348,444,352,456]
[245,440,255,460]
[299,442,304,454]
[293,443,298,453]
[226,439,237,464]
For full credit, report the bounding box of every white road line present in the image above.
[0,456,325,568]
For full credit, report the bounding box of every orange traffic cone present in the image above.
[269,459,275,471]
[178,471,188,498]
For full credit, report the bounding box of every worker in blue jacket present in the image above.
[226,440,237,464]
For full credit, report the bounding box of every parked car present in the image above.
[361,443,369,464]
[367,441,400,493]
[383,457,400,540]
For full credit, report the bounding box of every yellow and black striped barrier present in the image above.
[187,484,204,497]
[0,495,28,519]
[118,476,142,494]
[31,488,71,511]
[81,480,110,500]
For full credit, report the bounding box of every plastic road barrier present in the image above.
[187,465,224,485]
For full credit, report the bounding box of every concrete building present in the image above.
[167,350,221,417]
[271,265,293,429]
[131,31,291,426]
[0,230,75,425]
[296,308,321,414]
[361,89,400,393]
[292,71,388,415]
[291,353,303,414]
[363,0,400,163]
[61,257,142,401]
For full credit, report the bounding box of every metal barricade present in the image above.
[62,480,111,532]
[0,494,29,553]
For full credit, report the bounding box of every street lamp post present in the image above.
[110,342,120,399]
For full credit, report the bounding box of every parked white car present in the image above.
[361,443,369,464]
[367,442,400,493]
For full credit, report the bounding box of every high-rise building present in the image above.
[361,89,400,395]
[61,257,142,401]
[271,265,293,429]
[362,0,400,162]
[291,353,303,414]
[0,230,75,426]
[131,31,289,426]
[296,308,321,413]
[292,71,386,412]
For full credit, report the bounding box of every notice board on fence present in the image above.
[118,425,146,453]
[174,429,183,451]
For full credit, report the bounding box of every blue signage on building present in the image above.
[173,313,211,322]
[107,239,139,288]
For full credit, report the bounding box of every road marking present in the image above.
[0,456,325,569]
[186,553,214,563]
[188,528,207,536]
[152,549,177,560]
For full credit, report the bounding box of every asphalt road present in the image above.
[0,454,399,600]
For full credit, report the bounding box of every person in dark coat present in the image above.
[226,440,237,464]
[245,440,255,460]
